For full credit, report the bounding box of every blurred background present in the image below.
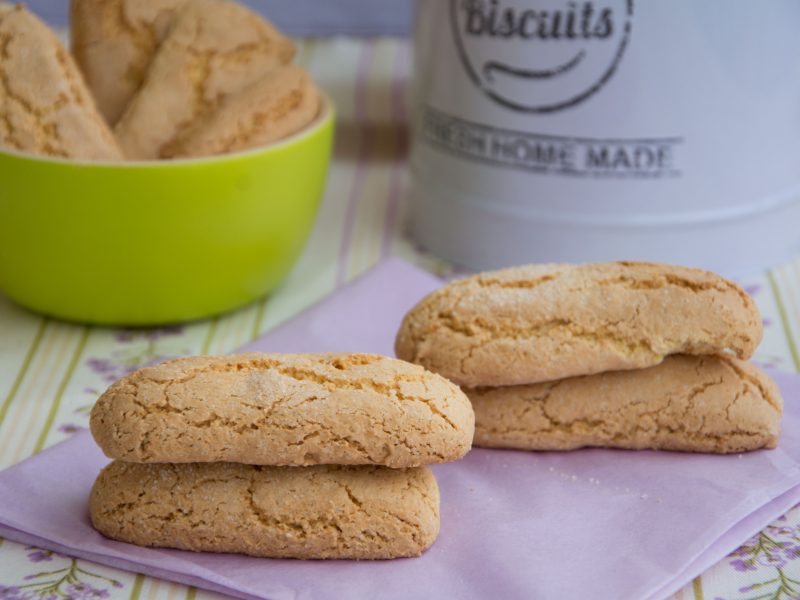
[27,0,413,34]
[1,3,800,600]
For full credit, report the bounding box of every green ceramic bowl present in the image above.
[0,97,334,326]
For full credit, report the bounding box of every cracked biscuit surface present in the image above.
[0,3,122,159]
[161,63,320,158]
[70,0,185,126]
[90,353,474,467]
[90,461,440,559]
[395,261,763,387]
[469,354,782,453]
[114,0,295,159]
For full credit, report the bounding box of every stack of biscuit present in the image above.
[396,261,783,454]
[0,0,320,161]
[89,353,475,559]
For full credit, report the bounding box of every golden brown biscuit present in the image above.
[90,461,440,559]
[114,0,295,159]
[162,64,320,158]
[396,261,762,387]
[0,4,122,160]
[90,353,475,467]
[70,0,185,125]
[469,354,782,453]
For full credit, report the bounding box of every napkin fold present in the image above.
[1,257,799,600]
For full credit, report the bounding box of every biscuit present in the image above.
[0,4,122,160]
[90,353,475,467]
[161,64,320,158]
[395,261,762,387]
[469,354,782,453]
[90,461,440,559]
[114,0,295,159]
[70,0,185,125]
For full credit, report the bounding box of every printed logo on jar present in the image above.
[451,0,633,113]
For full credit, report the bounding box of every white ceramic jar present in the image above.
[410,0,800,273]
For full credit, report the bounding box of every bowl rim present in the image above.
[0,93,335,168]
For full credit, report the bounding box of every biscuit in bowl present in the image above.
[0,3,122,160]
[114,0,295,159]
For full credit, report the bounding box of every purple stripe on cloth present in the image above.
[31,1,413,36]
[336,40,376,287]
[381,41,410,259]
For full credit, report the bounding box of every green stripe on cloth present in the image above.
[251,297,268,341]
[692,576,704,600]
[768,271,800,372]
[32,326,90,453]
[129,574,145,600]
[0,318,48,429]
[200,317,219,355]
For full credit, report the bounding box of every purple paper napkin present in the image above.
[1,257,799,600]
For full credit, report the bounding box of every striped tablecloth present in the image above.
[2,38,800,600]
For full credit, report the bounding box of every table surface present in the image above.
[2,38,800,600]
